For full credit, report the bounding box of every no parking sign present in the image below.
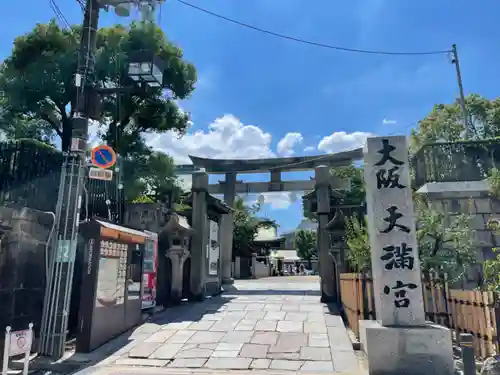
[2,323,33,375]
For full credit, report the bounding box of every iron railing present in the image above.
[0,140,124,223]
[412,139,500,188]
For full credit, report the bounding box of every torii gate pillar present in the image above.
[315,165,337,302]
[220,172,237,284]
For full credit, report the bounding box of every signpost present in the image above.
[360,136,454,375]
[91,145,116,169]
[2,323,33,375]
[88,167,113,181]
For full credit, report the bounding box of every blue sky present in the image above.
[1,0,499,232]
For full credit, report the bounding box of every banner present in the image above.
[208,220,220,275]
[142,231,158,309]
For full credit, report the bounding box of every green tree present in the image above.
[232,198,275,258]
[125,151,184,203]
[0,20,196,201]
[410,94,500,150]
[294,229,317,269]
[344,215,371,273]
[416,200,474,283]
[483,201,500,291]
[303,165,365,219]
[332,165,365,206]
[344,201,475,282]
[0,20,195,152]
[483,249,500,292]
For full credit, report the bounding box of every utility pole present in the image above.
[451,44,476,138]
[39,0,100,358]
[39,0,163,358]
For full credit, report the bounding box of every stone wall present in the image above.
[124,202,169,233]
[423,187,500,289]
[0,205,55,362]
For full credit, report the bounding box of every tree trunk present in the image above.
[307,258,312,270]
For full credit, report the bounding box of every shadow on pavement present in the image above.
[25,296,234,375]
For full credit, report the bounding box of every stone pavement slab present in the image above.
[168,358,207,368]
[86,277,363,373]
[205,357,252,369]
[78,366,369,375]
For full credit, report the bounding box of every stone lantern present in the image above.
[161,213,194,304]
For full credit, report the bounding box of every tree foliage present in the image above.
[125,151,184,203]
[410,94,500,150]
[303,164,365,219]
[0,20,196,201]
[416,200,475,283]
[332,165,365,206]
[483,196,500,291]
[0,20,195,151]
[232,198,275,258]
[294,229,317,268]
[483,248,500,292]
[344,200,475,282]
[344,215,371,273]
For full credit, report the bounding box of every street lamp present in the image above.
[127,51,166,88]
[85,50,167,122]
[98,0,163,18]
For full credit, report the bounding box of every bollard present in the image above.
[460,333,476,375]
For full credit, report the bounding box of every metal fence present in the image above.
[0,140,124,223]
[412,139,500,188]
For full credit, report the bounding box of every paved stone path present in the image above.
[86,277,364,374]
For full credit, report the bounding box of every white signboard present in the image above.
[363,136,425,327]
[2,324,33,375]
[89,167,113,181]
[208,220,220,276]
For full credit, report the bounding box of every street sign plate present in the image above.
[8,328,33,356]
[89,167,113,181]
[91,145,116,169]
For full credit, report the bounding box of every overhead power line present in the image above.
[175,0,452,56]
[49,0,71,28]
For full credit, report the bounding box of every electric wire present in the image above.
[175,0,452,56]
[49,0,71,28]
[76,0,85,11]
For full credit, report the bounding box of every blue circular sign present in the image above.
[91,145,116,169]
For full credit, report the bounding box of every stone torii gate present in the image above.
[187,148,363,302]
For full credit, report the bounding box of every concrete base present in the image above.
[359,320,454,375]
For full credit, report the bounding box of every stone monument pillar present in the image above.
[220,172,236,284]
[315,165,336,302]
[190,171,209,300]
[360,136,454,375]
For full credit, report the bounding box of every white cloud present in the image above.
[303,146,316,152]
[317,131,373,153]
[147,114,292,209]
[239,193,293,210]
[147,114,274,164]
[141,116,373,210]
[382,118,396,125]
[276,132,303,157]
[240,191,301,210]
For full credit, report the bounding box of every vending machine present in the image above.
[141,230,158,310]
